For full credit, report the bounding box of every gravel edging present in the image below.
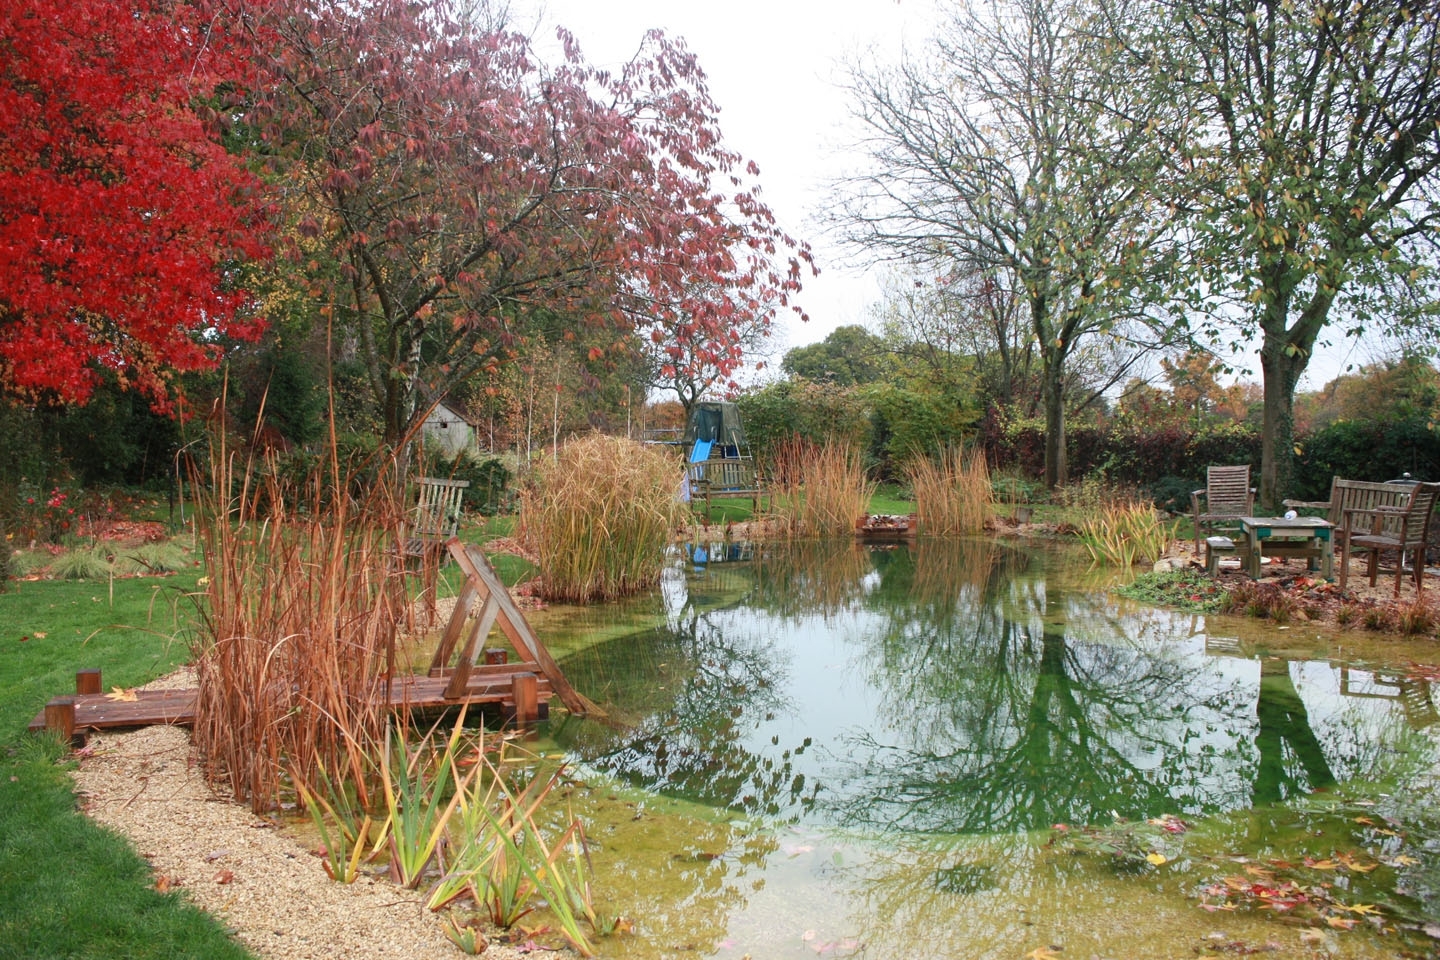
[70,674,574,960]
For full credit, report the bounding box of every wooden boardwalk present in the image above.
[31,539,584,740]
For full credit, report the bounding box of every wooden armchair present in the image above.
[400,477,470,562]
[1339,481,1440,597]
[1192,464,1254,554]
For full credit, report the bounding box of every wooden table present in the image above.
[1238,516,1334,580]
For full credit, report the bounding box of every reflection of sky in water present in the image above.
[549,541,1439,959]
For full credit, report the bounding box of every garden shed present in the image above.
[421,401,474,458]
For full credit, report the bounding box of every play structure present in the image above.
[682,401,762,513]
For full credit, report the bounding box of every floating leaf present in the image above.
[1146,852,1168,866]
[1024,948,1063,960]
[1326,916,1359,930]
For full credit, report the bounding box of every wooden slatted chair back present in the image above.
[1206,465,1253,514]
[413,477,468,539]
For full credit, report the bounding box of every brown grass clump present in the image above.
[907,447,993,536]
[1395,599,1439,637]
[191,432,405,814]
[771,438,876,538]
[521,434,682,603]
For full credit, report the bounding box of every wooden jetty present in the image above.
[31,538,588,741]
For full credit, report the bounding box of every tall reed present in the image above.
[907,447,993,535]
[771,437,875,537]
[191,428,405,814]
[520,435,681,603]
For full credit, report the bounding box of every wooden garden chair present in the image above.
[398,476,469,566]
[1339,481,1440,597]
[1191,464,1254,554]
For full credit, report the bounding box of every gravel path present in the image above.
[70,671,570,960]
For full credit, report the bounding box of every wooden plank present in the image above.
[428,578,480,673]
[442,590,502,699]
[447,539,591,716]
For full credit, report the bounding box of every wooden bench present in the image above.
[687,457,762,513]
[1283,478,1415,548]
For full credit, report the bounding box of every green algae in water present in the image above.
[528,540,1440,959]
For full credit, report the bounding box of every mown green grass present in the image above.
[0,575,255,960]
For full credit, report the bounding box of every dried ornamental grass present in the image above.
[772,438,875,538]
[907,447,993,536]
[521,435,681,603]
[191,434,406,814]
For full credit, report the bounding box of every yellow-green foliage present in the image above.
[1078,499,1173,566]
[773,440,875,537]
[522,435,681,603]
[908,447,993,535]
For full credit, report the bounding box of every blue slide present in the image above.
[689,439,713,463]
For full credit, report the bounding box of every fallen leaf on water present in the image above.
[105,687,138,702]
[1353,816,1375,826]
[1386,854,1420,867]
[1326,916,1358,930]
[1024,948,1063,960]
[1303,858,1338,870]
[1334,852,1378,873]
[1146,852,1168,866]
[1332,902,1380,916]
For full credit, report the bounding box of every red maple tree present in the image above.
[0,0,270,410]
[235,0,812,441]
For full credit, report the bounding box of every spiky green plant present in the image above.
[521,435,681,603]
[293,755,377,884]
[376,710,477,889]
[1077,499,1173,566]
[907,447,993,535]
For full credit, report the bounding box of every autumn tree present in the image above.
[640,280,777,419]
[835,0,1184,487]
[237,0,811,445]
[1129,0,1440,508]
[0,0,270,410]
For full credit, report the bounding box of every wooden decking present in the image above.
[31,539,582,741]
[29,662,553,738]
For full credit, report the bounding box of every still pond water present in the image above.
[521,538,1440,960]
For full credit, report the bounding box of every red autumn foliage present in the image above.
[230,0,813,439]
[0,0,270,411]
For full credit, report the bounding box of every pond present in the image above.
[521,538,1440,959]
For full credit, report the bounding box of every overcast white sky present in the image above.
[522,0,1382,390]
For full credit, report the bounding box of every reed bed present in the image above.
[191,435,406,814]
[520,435,681,603]
[907,447,994,536]
[1077,498,1174,566]
[771,437,876,538]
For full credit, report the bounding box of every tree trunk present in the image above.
[1041,360,1067,489]
[1258,340,1306,513]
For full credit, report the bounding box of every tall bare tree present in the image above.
[1129,0,1440,507]
[834,0,1183,486]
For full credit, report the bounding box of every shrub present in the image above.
[48,546,115,580]
[522,435,681,603]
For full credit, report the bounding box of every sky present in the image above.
[521,0,1386,392]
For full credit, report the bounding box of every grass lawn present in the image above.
[0,575,255,960]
